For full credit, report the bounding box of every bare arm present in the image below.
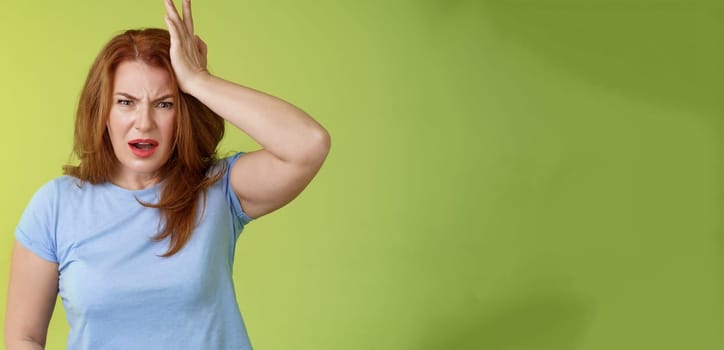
[4,241,58,350]
[183,75,331,219]
[164,0,331,219]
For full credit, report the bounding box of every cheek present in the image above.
[106,112,127,136]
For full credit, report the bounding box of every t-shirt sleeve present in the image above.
[224,152,254,238]
[15,180,59,263]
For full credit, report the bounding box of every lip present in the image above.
[128,139,159,158]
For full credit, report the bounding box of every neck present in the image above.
[110,172,160,190]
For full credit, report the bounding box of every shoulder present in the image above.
[205,152,254,225]
[28,176,73,200]
[50,175,83,190]
[26,176,97,208]
[207,152,247,180]
[220,152,247,168]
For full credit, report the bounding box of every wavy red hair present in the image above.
[64,28,226,257]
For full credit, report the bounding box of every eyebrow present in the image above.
[114,92,174,102]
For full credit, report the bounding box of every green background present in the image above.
[2,0,723,348]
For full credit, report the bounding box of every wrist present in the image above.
[179,70,212,97]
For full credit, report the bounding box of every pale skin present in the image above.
[4,0,330,348]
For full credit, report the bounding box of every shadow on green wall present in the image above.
[422,0,724,116]
[417,290,593,350]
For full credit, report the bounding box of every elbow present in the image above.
[317,127,331,157]
[310,127,331,165]
[299,127,331,167]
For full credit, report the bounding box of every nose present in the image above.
[133,104,155,131]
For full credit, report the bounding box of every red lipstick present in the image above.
[128,139,159,158]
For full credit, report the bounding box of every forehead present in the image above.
[113,60,174,95]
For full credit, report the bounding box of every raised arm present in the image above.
[163,0,331,219]
[4,242,58,350]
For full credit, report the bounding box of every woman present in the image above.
[4,0,330,348]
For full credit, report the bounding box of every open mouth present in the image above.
[128,139,159,157]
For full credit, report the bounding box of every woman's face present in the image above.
[107,60,176,188]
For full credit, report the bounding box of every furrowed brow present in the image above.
[153,94,175,102]
[115,92,139,100]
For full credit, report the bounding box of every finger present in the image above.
[164,0,184,32]
[164,15,181,47]
[182,0,194,34]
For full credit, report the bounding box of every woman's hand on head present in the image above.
[163,0,209,93]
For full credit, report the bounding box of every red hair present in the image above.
[64,28,226,257]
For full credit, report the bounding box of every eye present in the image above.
[117,99,133,106]
[157,101,174,109]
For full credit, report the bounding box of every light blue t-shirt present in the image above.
[15,153,254,349]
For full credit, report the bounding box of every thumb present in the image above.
[195,35,208,57]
